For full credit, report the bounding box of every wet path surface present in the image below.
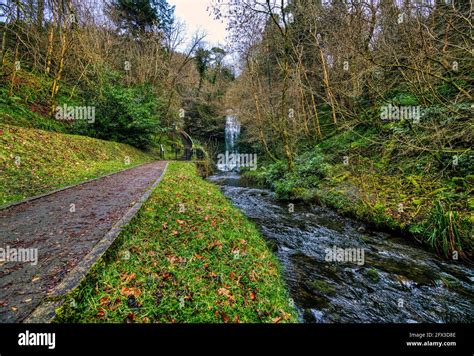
[209,173,474,323]
[0,161,167,322]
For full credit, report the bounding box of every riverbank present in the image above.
[56,162,296,323]
[212,172,474,323]
[240,129,473,261]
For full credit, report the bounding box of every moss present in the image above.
[308,280,336,296]
[365,268,380,283]
[240,169,269,188]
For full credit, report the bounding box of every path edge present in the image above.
[22,162,169,323]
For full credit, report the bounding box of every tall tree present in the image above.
[153,0,175,36]
[109,0,174,35]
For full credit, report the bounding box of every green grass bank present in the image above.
[56,161,296,323]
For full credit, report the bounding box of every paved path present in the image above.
[0,161,167,322]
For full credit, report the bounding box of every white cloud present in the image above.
[168,0,228,46]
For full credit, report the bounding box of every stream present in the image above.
[208,172,473,323]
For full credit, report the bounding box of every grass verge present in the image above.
[55,161,296,323]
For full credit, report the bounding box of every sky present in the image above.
[168,0,229,48]
[0,0,229,48]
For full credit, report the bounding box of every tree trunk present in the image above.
[37,0,45,28]
[318,46,338,125]
[49,29,67,116]
[9,42,19,96]
[45,24,55,74]
[1,30,6,69]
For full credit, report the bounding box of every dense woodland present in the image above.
[0,0,234,150]
[1,0,473,259]
[214,0,473,259]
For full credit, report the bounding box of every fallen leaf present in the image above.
[221,312,229,323]
[167,255,185,265]
[121,272,136,283]
[110,298,122,311]
[125,312,135,323]
[99,296,110,307]
[96,308,105,318]
[217,288,235,302]
[120,287,142,298]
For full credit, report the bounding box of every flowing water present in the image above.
[208,173,474,323]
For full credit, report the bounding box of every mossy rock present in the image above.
[365,268,380,283]
[308,280,336,296]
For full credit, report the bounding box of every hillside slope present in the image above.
[0,124,158,206]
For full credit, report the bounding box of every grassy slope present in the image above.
[57,162,296,323]
[0,124,157,206]
[0,60,70,133]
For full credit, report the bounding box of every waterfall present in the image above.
[218,115,240,171]
[225,115,240,154]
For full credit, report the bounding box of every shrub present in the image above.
[76,81,164,149]
[422,201,469,258]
